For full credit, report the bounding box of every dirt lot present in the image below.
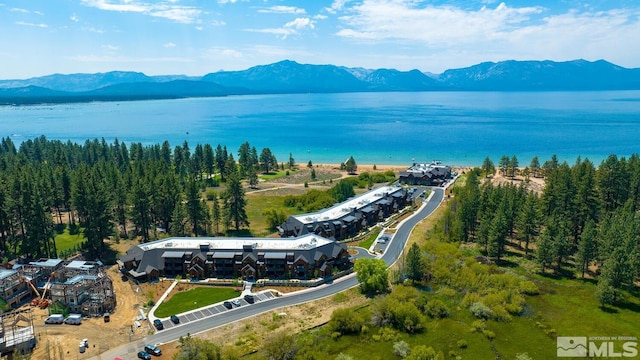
[28,264,148,360]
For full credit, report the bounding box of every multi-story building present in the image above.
[0,269,31,309]
[278,185,409,240]
[398,162,452,186]
[118,234,351,282]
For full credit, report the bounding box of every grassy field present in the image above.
[54,225,86,254]
[154,287,240,318]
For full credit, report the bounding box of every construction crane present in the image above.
[23,277,41,306]
[39,274,54,309]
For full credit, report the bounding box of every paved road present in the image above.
[91,187,444,360]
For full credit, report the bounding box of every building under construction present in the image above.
[0,308,37,358]
[2,259,116,317]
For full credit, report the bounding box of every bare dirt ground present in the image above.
[489,169,546,194]
[29,262,148,360]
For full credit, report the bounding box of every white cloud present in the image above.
[325,0,351,14]
[335,0,640,72]
[210,20,226,26]
[70,13,79,22]
[69,54,195,64]
[102,44,119,51]
[285,17,314,30]
[164,42,176,48]
[336,1,543,45]
[221,49,243,58]
[258,6,306,14]
[80,0,202,24]
[10,8,30,13]
[248,17,315,39]
[15,21,47,28]
[84,27,105,33]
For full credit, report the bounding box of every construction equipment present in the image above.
[23,277,41,306]
[38,274,54,309]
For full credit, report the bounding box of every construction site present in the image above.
[0,258,117,359]
[1,259,116,318]
[0,308,37,358]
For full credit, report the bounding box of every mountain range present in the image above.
[1,59,639,104]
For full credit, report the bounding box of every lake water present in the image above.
[1,91,639,166]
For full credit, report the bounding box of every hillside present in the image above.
[1,59,639,104]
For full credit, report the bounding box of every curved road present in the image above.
[92,187,444,359]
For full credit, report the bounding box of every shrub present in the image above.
[329,308,365,335]
[335,354,354,360]
[483,329,496,340]
[457,339,468,349]
[393,340,411,358]
[469,302,493,319]
[425,299,450,319]
[519,280,539,295]
[470,320,485,333]
[205,189,217,200]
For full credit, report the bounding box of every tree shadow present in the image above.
[226,229,253,237]
[54,223,66,234]
[599,305,619,314]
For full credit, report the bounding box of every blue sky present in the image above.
[1,0,639,79]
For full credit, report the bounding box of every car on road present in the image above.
[223,301,233,309]
[231,299,241,307]
[153,319,163,330]
[244,294,255,304]
[144,344,162,356]
[170,315,180,324]
[137,351,152,360]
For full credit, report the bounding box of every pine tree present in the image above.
[405,242,425,283]
[211,193,221,235]
[222,173,249,231]
[576,219,597,278]
[515,192,539,255]
[536,221,554,273]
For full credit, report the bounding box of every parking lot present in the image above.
[155,291,277,330]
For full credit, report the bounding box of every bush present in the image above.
[393,340,411,358]
[519,280,539,295]
[457,339,468,349]
[329,308,365,335]
[425,299,450,319]
[483,329,496,340]
[205,189,217,200]
[469,302,493,319]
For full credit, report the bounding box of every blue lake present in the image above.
[1,91,639,166]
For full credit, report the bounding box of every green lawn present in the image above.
[54,225,86,254]
[358,227,382,249]
[154,287,240,318]
[245,194,306,237]
[258,169,296,181]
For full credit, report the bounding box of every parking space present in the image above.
[374,233,393,253]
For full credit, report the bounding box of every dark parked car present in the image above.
[144,344,162,356]
[170,315,180,324]
[153,319,163,330]
[223,301,233,309]
[244,294,255,304]
[137,351,152,360]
